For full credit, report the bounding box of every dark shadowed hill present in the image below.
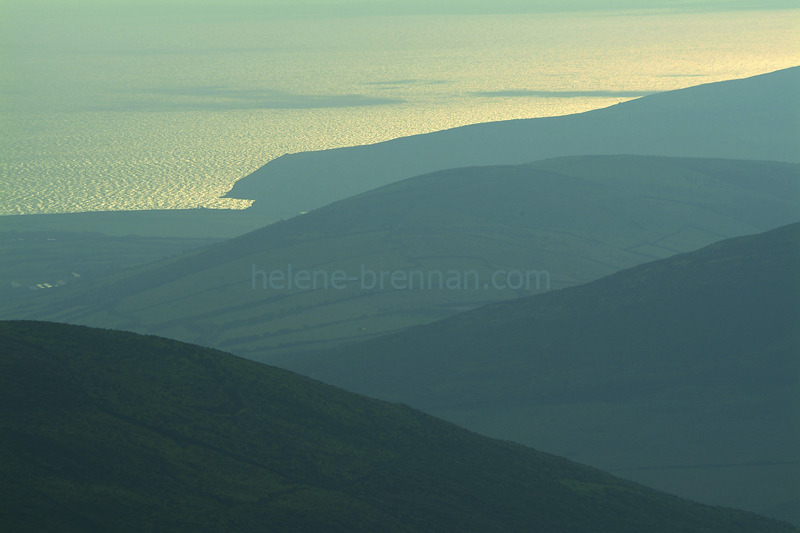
[280,222,800,525]
[2,156,798,359]
[1,321,796,533]
[226,67,800,220]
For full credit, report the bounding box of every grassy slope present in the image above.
[1,320,796,533]
[0,231,220,301]
[282,222,800,523]
[3,156,799,359]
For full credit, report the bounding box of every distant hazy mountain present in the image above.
[4,156,798,359]
[226,66,800,220]
[1,321,795,533]
[282,222,800,524]
[3,68,796,241]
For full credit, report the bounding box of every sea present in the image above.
[1,6,797,215]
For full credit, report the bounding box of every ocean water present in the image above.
[1,7,798,215]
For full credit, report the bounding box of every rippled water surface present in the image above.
[1,7,797,214]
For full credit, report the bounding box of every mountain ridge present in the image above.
[2,68,796,240]
[4,156,798,359]
[226,67,800,220]
[278,222,800,523]
[2,319,797,532]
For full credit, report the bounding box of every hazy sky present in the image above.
[5,0,799,15]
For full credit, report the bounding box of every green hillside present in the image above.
[3,156,799,359]
[1,321,796,532]
[282,222,800,524]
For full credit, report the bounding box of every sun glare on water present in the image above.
[0,8,797,215]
